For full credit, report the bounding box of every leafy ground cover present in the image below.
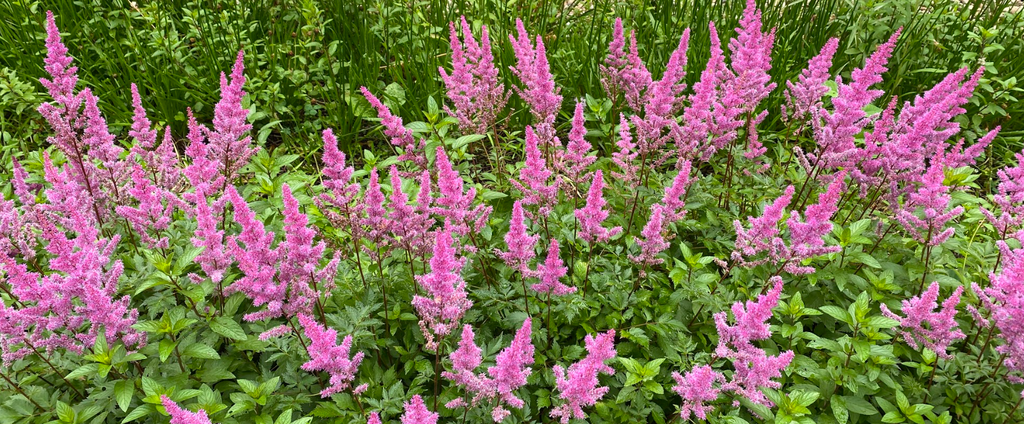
[2,1,1024,424]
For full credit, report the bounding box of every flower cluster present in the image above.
[881,282,965,358]
[440,16,508,134]
[298,313,367,397]
[550,329,617,423]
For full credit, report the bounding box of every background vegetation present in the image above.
[1,0,1022,166]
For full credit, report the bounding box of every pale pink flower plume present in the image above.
[550,329,616,423]
[161,396,212,424]
[881,282,965,358]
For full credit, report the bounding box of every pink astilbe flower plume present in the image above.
[574,170,622,244]
[298,313,367,397]
[224,185,339,338]
[972,241,1024,379]
[896,155,962,246]
[659,160,692,222]
[387,166,433,257]
[116,165,176,249]
[671,365,725,420]
[401,395,438,424]
[413,225,473,351]
[0,206,142,362]
[802,30,900,174]
[161,396,212,424]
[550,329,617,424]
[487,318,535,416]
[783,38,839,123]
[440,16,508,133]
[510,126,559,215]
[600,18,652,111]
[633,29,691,157]
[361,87,428,173]
[783,174,845,273]
[191,190,232,284]
[444,319,535,422]
[532,239,574,296]
[881,282,964,358]
[557,101,597,187]
[629,207,670,273]
[183,51,257,198]
[367,412,382,424]
[727,0,777,113]
[316,128,363,239]
[611,116,640,186]
[497,201,539,275]
[509,19,562,143]
[433,147,492,237]
[712,277,794,411]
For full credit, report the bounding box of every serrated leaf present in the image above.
[183,343,220,360]
[115,380,134,412]
[210,316,247,340]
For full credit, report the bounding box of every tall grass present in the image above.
[1,0,1021,162]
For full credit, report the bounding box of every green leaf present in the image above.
[831,396,849,424]
[57,401,75,423]
[66,363,99,380]
[452,134,486,149]
[842,396,878,415]
[183,343,221,360]
[122,404,153,423]
[820,305,850,324]
[210,316,247,340]
[159,338,178,362]
[115,380,134,412]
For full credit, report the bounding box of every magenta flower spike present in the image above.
[509,19,562,140]
[550,329,617,424]
[808,30,900,173]
[116,165,174,249]
[191,190,232,284]
[558,101,596,186]
[440,16,508,133]
[732,185,794,267]
[629,206,671,273]
[634,29,691,156]
[510,125,558,216]
[487,318,535,412]
[434,147,492,237]
[882,282,965,358]
[600,18,652,111]
[783,38,839,123]
[224,186,284,324]
[387,165,432,257]
[360,86,428,172]
[532,239,574,296]
[659,160,692,222]
[161,396,212,424]
[497,200,539,275]
[278,184,341,318]
[727,0,777,113]
[401,395,439,424]
[182,51,257,198]
[671,365,725,420]
[412,225,472,351]
[712,277,793,410]
[298,313,366,397]
[575,170,622,244]
[611,115,640,187]
[367,412,382,424]
[361,168,391,246]
[896,154,962,246]
[316,128,364,239]
[444,319,535,422]
[972,241,1024,378]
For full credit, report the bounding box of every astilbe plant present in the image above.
[550,329,617,423]
[297,313,367,398]
[881,282,965,358]
[6,7,1023,424]
[439,16,508,134]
